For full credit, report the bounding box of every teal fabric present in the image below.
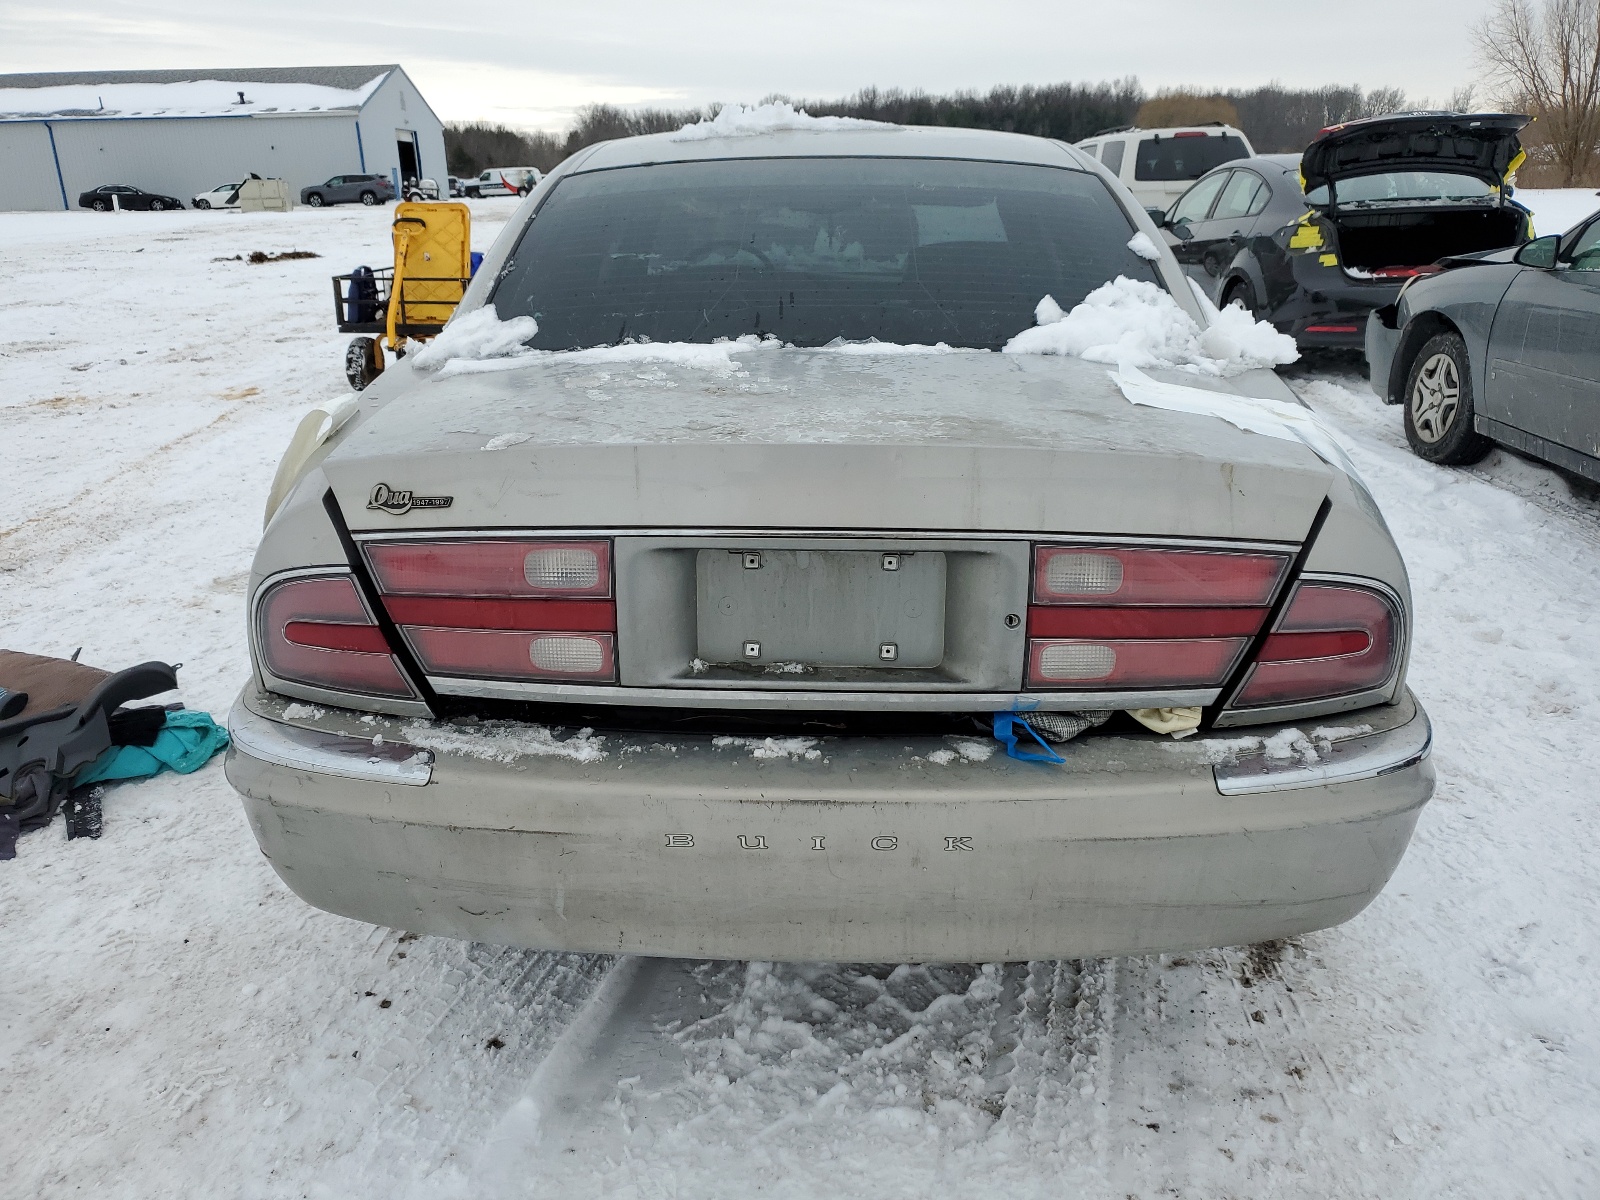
[77,710,230,785]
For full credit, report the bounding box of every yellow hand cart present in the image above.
[331,201,473,390]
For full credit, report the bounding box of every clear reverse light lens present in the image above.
[525,547,601,591]
[529,635,606,674]
[1037,642,1117,680]
[1045,552,1124,596]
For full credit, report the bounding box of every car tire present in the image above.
[91,199,108,212]
[1221,278,1259,317]
[307,193,324,207]
[1402,331,1493,465]
[195,199,210,210]
[345,337,384,391]
[149,199,165,211]
[360,191,377,206]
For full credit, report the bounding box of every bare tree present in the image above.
[1476,0,1600,185]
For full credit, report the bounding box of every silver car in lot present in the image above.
[227,126,1434,963]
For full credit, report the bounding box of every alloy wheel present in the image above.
[1410,351,1461,444]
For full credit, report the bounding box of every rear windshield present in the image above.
[489,157,1157,350]
[1306,171,1497,205]
[1133,135,1249,181]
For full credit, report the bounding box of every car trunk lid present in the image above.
[1301,111,1529,198]
[321,350,1333,543]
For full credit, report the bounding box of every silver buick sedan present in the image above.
[226,124,1434,963]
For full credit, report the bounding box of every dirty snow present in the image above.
[711,734,823,761]
[671,102,893,141]
[1004,276,1299,375]
[4,197,1600,1199]
[404,719,607,764]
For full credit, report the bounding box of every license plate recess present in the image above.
[696,549,946,669]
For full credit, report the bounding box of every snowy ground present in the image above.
[3,194,1600,1200]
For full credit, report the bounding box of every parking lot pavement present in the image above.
[2,204,1598,1199]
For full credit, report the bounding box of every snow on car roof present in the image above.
[575,112,1080,171]
[0,69,390,121]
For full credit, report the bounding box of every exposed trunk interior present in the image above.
[1333,205,1524,271]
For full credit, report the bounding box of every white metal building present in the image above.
[0,65,446,211]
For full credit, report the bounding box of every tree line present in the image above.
[444,79,1446,180]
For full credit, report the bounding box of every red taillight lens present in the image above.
[365,539,619,685]
[257,575,416,698]
[1032,546,1288,607]
[1230,582,1399,708]
[1024,545,1289,691]
[365,540,612,598]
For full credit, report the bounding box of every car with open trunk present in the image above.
[1155,112,1533,350]
[226,124,1434,963]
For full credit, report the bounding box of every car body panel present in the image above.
[1485,267,1600,457]
[319,353,1331,543]
[227,685,1432,961]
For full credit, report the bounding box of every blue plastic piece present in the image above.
[470,251,484,277]
[991,712,1065,764]
[77,710,230,786]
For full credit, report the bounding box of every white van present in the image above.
[1075,126,1254,211]
[464,167,542,198]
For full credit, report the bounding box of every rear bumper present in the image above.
[226,688,1435,962]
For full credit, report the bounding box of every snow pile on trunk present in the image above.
[671,102,894,141]
[1004,276,1298,375]
[413,309,783,378]
[410,305,538,372]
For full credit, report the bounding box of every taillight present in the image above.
[365,540,611,597]
[257,574,417,698]
[1229,581,1399,708]
[363,539,618,684]
[1033,546,1286,606]
[1026,544,1290,690]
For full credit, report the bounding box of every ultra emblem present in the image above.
[367,482,454,515]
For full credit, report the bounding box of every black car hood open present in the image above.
[1301,112,1529,196]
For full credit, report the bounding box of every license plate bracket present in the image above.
[696,549,946,669]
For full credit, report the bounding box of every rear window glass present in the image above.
[491,157,1158,350]
[1305,171,1496,205]
[1101,140,1126,175]
[1134,135,1249,181]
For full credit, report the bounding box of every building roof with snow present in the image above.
[0,66,398,122]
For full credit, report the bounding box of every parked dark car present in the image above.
[1156,113,1533,351]
[299,175,394,208]
[1367,215,1600,481]
[78,184,184,212]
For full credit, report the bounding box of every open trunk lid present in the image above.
[320,350,1333,543]
[1301,111,1529,199]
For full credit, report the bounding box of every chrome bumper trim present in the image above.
[1212,707,1431,795]
[227,704,434,786]
[426,677,1219,712]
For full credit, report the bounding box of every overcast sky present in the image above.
[2,0,1498,131]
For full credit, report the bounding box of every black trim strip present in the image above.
[321,489,440,711]
[1204,495,1334,727]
